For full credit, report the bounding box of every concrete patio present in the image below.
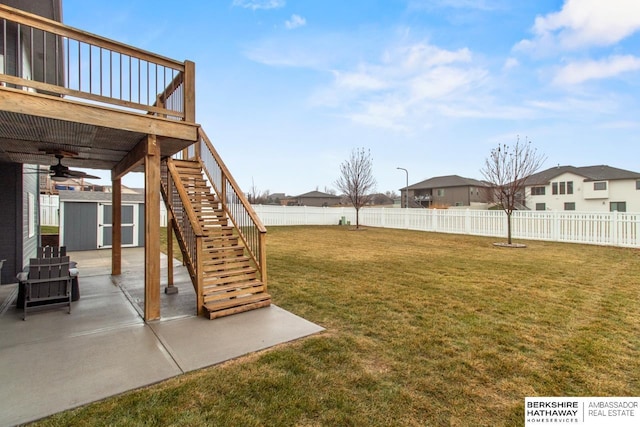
[0,248,324,426]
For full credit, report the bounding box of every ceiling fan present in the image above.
[45,150,100,182]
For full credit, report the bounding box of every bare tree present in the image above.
[335,148,376,229]
[247,178,269,204]
[481,137,546,245]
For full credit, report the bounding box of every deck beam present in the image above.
[0,88,198,142]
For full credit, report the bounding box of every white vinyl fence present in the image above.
[40,195,59,226]
[252,205,640,248]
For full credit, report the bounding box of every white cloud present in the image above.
[285,14,306,30]
[503,57,519,70]
[232,0,285,11]
[553,55,640,85]
[516,0,640,53]
[314,42,488,130]
[332,70,389,91]
[347,100,409,131]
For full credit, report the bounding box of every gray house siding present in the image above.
[0,163,38,284]
[63,202,98,251]
[0,162,21,284]
[434,186,470,207]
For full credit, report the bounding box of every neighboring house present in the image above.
[266,193,287,205]
[401,175,491,208]
[38,167,107,194]
[368,193,394,207]
[291,191,342,207]
[524,165,640,212]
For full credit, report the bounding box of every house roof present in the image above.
[406,175,488,190]
[525,165,640,185]
[295,191,341,199]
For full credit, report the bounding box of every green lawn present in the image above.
[33,226,640,426]
[40,225,59,235]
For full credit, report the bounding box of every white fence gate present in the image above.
[252,205,640,248]
[40,195,59,226]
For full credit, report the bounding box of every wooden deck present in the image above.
[0,3,267,322]
[0,87,198,171]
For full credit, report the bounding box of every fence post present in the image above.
[465,209,471,234]
[552,211,559,242]
[612,211,618,246]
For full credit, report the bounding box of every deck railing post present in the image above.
[259,233,267,287]
[184,60,195,123]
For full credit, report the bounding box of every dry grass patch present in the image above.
[34,226,640,426]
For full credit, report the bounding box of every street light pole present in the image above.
[397,167,408,208]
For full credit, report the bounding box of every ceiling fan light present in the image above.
[51,175,67,182]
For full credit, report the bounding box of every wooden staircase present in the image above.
[169,159,271,319]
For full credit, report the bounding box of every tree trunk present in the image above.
[507,212,512,244]
[356,208,360,229]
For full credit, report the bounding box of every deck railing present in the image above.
[197,129,268,284]
[160,159,204,313]
[0,3,194,121]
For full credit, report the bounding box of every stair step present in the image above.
[203,262,253,274]
[205,293,272,320]
[203,273,261,292]
[202,233,238,241]
[202,238,240,252]
[203,247,245,259]
[204,269,257,286]
[173,159,201,167]
[203,282,267,301]
[200,222,229,229]
[202,255,250,267]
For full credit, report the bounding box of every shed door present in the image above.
[97,203,138,248]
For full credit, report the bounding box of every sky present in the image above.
[64,0,640,196]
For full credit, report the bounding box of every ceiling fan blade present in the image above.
[65,169,101,180]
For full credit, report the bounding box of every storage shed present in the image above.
[59,190,146,251]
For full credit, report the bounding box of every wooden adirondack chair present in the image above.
[23,256,72,320]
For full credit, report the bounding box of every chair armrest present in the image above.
[26,276,72,285]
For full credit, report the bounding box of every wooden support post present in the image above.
[144,134,161,321]
[112,178,122,275]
